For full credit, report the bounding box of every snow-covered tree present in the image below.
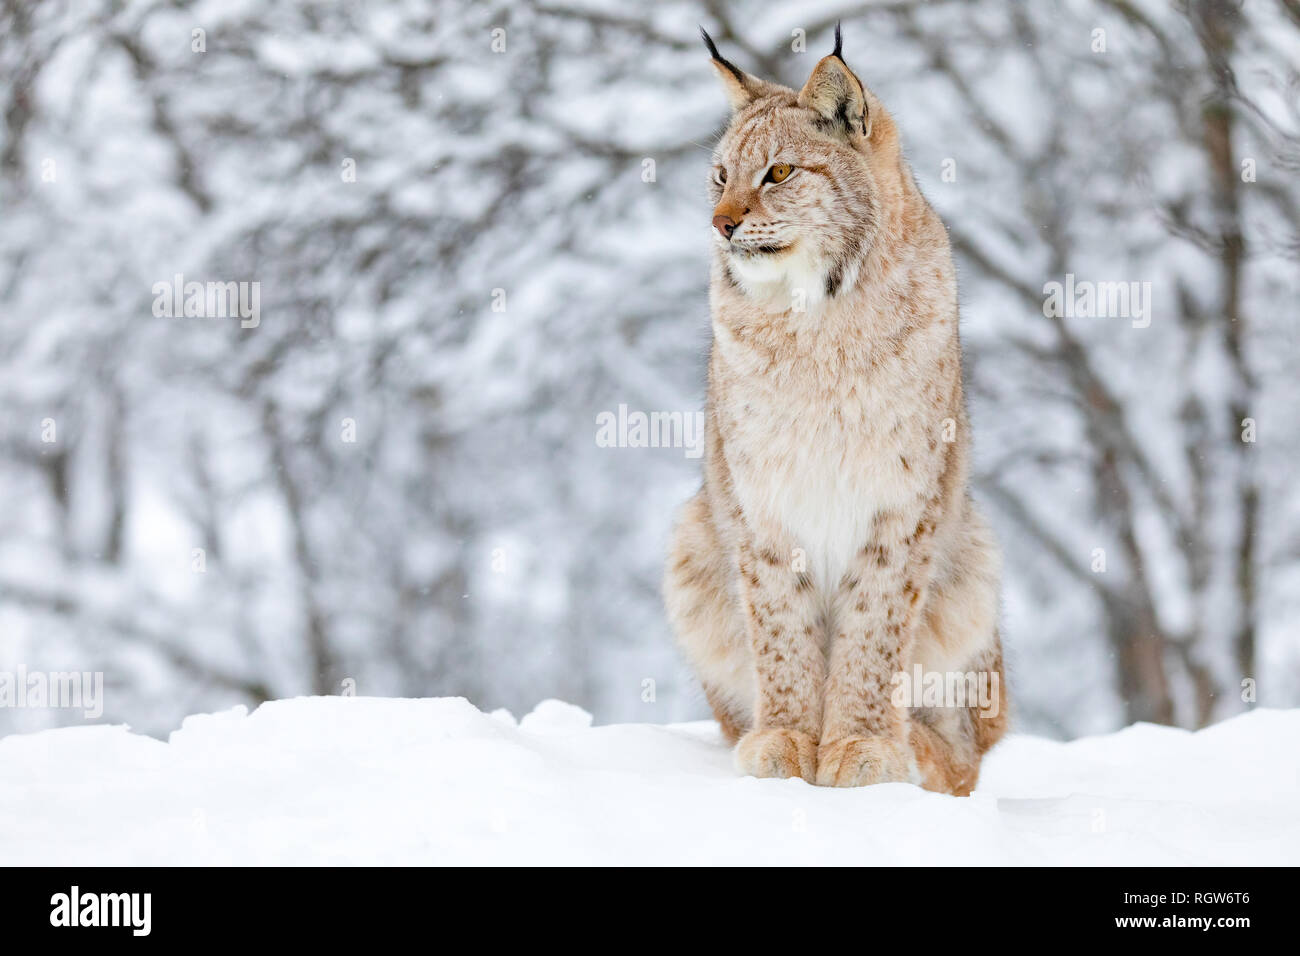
[0,0,1296,737]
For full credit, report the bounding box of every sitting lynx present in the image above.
[664,26,1007,794]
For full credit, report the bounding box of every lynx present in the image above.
[664,26,1007,795]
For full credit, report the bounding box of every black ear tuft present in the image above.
[798,30,869,139]
[700,26,746,84]
[699,26,721,60]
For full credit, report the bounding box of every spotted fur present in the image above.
[664,29,1007,793]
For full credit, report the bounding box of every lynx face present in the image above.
[703,30,884,310]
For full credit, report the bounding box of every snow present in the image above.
[3,697,1296,865]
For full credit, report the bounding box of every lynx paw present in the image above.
[815,736,914,788]
[734,728,818,782]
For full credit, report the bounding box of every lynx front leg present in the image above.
[818,509,937,788]
[733,539,825,783]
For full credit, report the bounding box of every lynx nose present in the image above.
[712,214,738,239]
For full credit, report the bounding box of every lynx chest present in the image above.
[718,351,934,592]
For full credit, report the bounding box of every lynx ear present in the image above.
[798,23,870,140]
[700,27,778,112]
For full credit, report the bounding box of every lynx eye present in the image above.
[765,163,793,184]
[713,167,727,186]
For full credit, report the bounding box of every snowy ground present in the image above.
[2,697,1297,865]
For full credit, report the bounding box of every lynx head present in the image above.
[702,25,899,311]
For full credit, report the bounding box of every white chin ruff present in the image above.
[728,244,830,312]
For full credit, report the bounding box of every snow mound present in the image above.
[2,698,1296,865]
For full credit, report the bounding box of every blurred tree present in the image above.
[0,0,1295,737]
